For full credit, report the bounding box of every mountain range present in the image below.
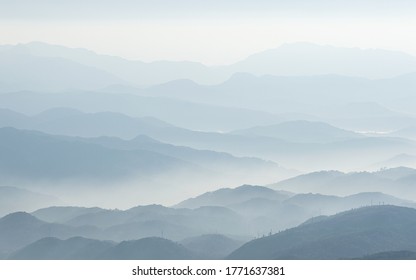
[271,167,416,199]
[2,40,416,261]
[0,126,293,209]
[10,234,245,260]
[9,236,196,260]
[5,204,416,260]
[0,126,197,183]
[2,105,416,173]
[2,42,416,91]
[0,92,284,132]
[2,42,416,134]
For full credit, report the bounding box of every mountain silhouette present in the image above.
[228,205,416,259]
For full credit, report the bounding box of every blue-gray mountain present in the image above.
[2,42,416,133]
[0,212,98,256]
[0,127,199,182]
[9,237,114,260]
[180,234,245,259]
[2,40,416,261]
[354,251,416,260]
[227,205,416,259]
[9,234,244,260]
[0,47,124,91]
[1,182,416,259]
[0,126,281,185]
[9,237,195,260]
[0,92,283,131]
[2,42,416,89]
[146,73,416,131]
[271,167,416,199]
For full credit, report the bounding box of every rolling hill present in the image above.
[0,127,197,183]
[98,237,196,260]
[0,48,124,91]
[0,92,282,131]
[33,204,248,242]
[0,212,98,255]
[4,42,416,88]
[10,236,195,260]
[3,185,413,260]
[271,167,416,198]
[9,237,114,260]
[180,234,245,259]
[175,185,291,209]
[228,205,416,259]
[354,250,416,260]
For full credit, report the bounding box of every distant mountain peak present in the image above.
[0,212,43,226]
[232,42,416,79]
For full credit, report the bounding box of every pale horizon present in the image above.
[1,0,415,65]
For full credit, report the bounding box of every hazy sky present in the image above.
[1,0,415,65]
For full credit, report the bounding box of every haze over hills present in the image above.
[0,212,98,256]
[1,181,415,260]
[371,154,416,170]
[32,206,105,224]
[0,42,219,87]
[0,92,284,131]
[389,126,416,140]
[5,105,415,173]
[227,42,416,79]
[143,70,416,132]
[0,126,198,183]
[1,42,416,129]
[0,126,214,208]
[0,126,294,209]
[1,40,416,261]
[98,237,197,260]
[271,167,416,199]
[10,237,196,260]
[1,205,248,257]
[2,106,415,172]
[0,186,61,217]
[1,116,415,208]
[0,48,124,91]
[2,42,416,90]
[63,205,248,241]
[2,42,416,132]
[231,120,362,143]
[354,251,416,260]
[180,234,245,259]
[228,205,416,259]
[2,74,416,133]
[10,207,416,260]
[175,183,415,230]
[0,107,174,139]
[145,73,416,132]
[9,237,114,260]
[175,185,292,209]
[81,135,285,182]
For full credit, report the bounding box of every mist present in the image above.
[1,2,416,260]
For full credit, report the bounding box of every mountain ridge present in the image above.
[228,205,416,259]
